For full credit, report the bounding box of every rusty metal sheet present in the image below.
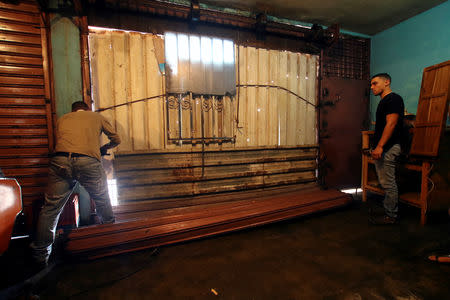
[320,77,370,189]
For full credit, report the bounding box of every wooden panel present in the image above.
[66,187,352,259]
[306,55,317,144]
[235,45,248,147]
[410,60,450,157]
[246,47,257,146]
[296,54,306,145]
[286,52,297,145]
[278,51,288,145]
[129,31,147,150]
[257,48,268,146]
[144,34,164,149]
[110,30,132,152]
[267,50,278,145]
[89,31,116,150]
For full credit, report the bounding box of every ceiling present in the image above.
[201,0,447,35]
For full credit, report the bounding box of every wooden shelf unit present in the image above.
[361,130,432,225]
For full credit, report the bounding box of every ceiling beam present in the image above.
[85,0,341,48]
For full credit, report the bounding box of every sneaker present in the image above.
[370,215,397,225]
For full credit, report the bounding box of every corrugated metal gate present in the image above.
[89,29,319,151]
[0,0,53,227]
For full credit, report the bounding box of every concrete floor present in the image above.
[2,193,450,300]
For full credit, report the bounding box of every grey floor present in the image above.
[3,193,450,300]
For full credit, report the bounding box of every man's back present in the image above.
[54,110,120,160]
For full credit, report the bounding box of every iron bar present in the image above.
[189,92,194,141]
[201,95,205,177]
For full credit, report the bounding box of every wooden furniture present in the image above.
[0,178,22,255]
[361,60,450,225]
[361,131,432,224]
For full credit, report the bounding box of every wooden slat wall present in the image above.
[0,1,53,222]
[89,30,319,151]
[235,46,318,147]
[89,30,165,152]
[114,146,317,203]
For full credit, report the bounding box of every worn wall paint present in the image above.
[51,16,82,117]
[370,1,450,123]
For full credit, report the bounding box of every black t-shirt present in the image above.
[374,92,405,151]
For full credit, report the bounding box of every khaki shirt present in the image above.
[54,111,121,161]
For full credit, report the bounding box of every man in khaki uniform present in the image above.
[31,101,121,267]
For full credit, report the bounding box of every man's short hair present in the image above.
[71,101,90,112]
[371,73,391,83]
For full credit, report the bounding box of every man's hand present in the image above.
[100,146,108,156]
[371,145,383,160]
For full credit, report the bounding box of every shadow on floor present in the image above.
[2,193,450,300]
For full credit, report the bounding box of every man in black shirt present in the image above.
[370,73,404,224]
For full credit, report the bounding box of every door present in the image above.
[319,77,369,189]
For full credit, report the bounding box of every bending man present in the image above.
[31,101,121,267]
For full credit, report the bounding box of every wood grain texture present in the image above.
[410,60,449,157]
[66,187,352,259]
[0,4,53,230]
